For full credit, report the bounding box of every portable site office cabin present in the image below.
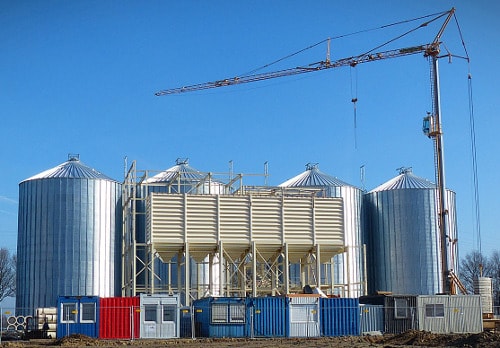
[140,293,180,339]
[193,297,247,338]
[417,295,483,334]
[57,296,99,338]
[361,294,483,335]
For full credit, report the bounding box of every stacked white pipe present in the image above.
[473,277,493,315]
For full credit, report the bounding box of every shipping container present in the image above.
[384,295,417,334]
[286,295,320,338]
[320,297,359,336]
[193,297,246,338]
[359,304,384,334]
[99,297,140,339]
[416,295,483,334]
[247,297,286,337]
[57,296,99,338]
[179,306,193,338]
[139,294,180,339]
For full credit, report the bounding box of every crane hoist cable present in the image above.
[350,66,358,149]
[451,11,481,257]
[225,10,453,83]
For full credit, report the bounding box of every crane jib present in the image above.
[154,44,431,96]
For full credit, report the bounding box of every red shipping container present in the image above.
[99,297,140,339]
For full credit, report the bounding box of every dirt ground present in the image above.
[2,331,500,348]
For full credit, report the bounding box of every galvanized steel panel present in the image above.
[140,294,180,339]
[417,295,482,334]
[287,296,320,338]
[17,159,121,313]
[365,187,442,295]
[384,295,417,334]
[446,295,483,333]
[369,170,436,191]
[365,170,458,295]
[359,304,384,334]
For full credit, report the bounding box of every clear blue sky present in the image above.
[1,1,499,274]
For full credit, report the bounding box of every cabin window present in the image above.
[61,303,77,323]
[229,304,245,323]
[163,305,177,323]
[394,298,409,319]
[425,304,445,318]
[144,305,157,322]
[211,303,228,323]
[211,303,246,324]
[80,302,96,323]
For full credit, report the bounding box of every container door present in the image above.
[58,302,78,338]
[288,297,320,337]
[161,304,177,338]
[142,304,158,338]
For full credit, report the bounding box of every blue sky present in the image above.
[1,0,499,288]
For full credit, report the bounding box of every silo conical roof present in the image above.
[145,158,205,183]
[279,163,354,188]
[21,155,116,182]
[369,167,435,192]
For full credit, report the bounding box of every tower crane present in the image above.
[156,8,463,295]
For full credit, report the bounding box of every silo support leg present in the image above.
[316,244,321,289]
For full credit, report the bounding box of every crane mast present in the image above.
[157,8,459,294]
[423,7,456,294]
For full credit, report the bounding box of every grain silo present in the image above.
[128,158,226,298]
[16,155,121,313]
[278,163,365,297]
[144,158,227,194]
[363,167,458,295]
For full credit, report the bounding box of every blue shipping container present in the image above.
[246,297,286,337]
[57,296,100,338]
[320,298,360,337]
[193,297,246,338]
[179,306,192,338]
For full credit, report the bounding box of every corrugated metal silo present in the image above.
[363,168,458,295]
[137,158,224,297]
[279,163,365,297]
[16,155,121,313]
[144,158,226,194]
